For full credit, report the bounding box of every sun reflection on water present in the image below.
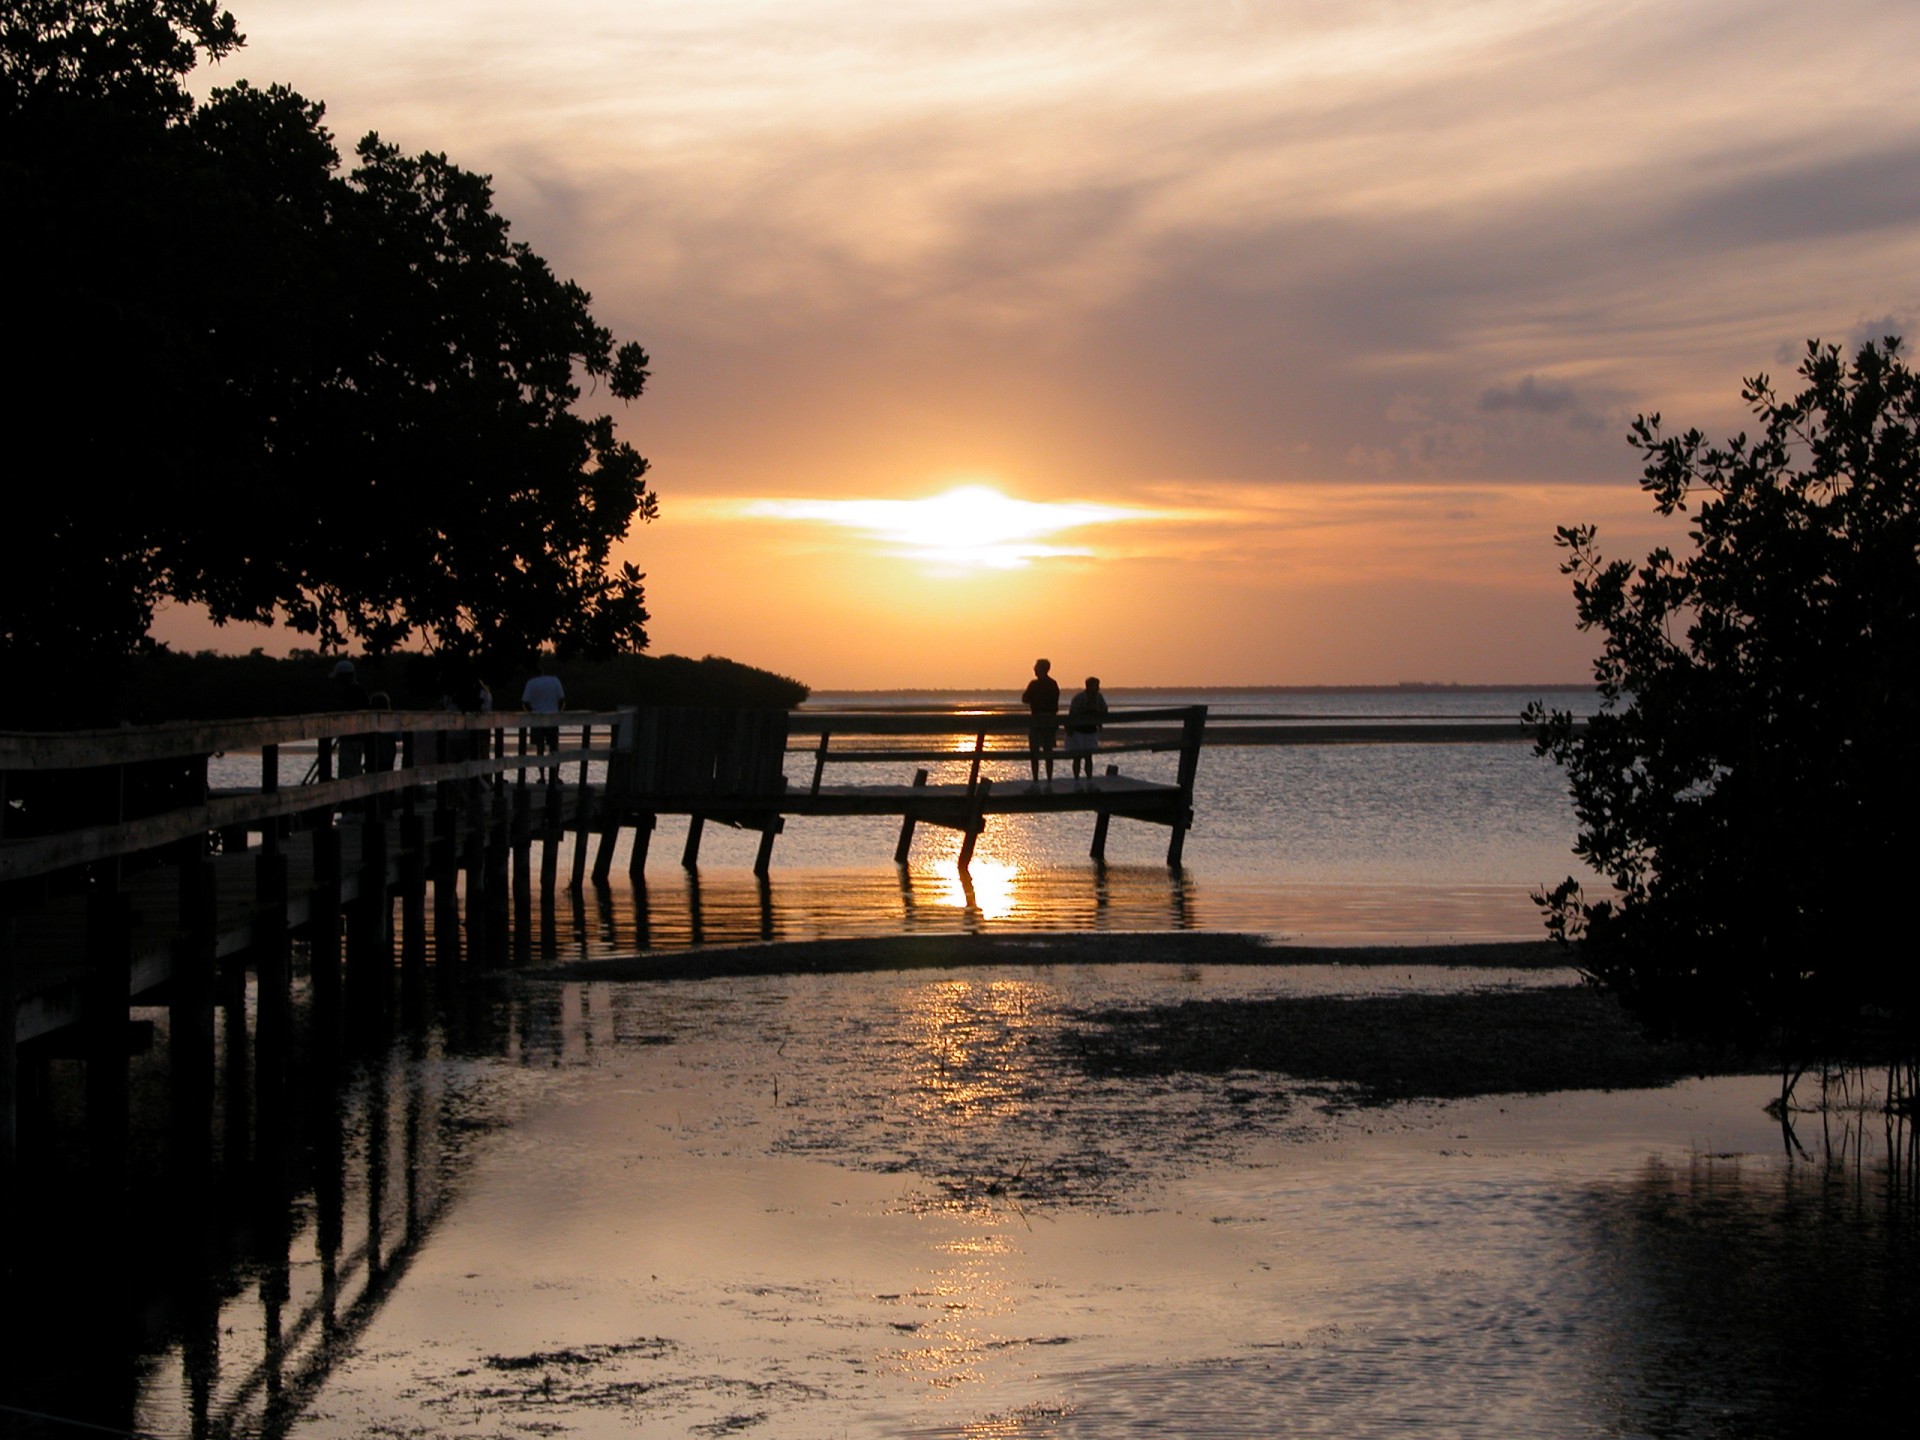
[928,859,1021,919]
[902,979,1051,1129]
[891,1228,1022,1392]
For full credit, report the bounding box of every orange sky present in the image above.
[154,1,1920,687]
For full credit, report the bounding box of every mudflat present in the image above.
[527,931,1747,1104]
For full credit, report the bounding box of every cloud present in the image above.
[223,3,1920,508]
[1479,376,1578,415]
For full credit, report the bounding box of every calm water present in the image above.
[21,964,1908,1440]
[33,689,1889,1439]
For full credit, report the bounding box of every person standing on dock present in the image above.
[329,658,371,777]
[521,655,565,776]
[1022,658,1061,785]
[1065,676,1107,783]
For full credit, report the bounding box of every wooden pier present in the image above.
[1,703,1208,1179]
[591,704,1208,877]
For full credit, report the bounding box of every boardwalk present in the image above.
[1,705,1209,1168]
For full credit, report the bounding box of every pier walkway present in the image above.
[1,704,1207,1160]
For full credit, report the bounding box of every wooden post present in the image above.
[1167,706,1206,868]
[483,777,511,965]
[254,846,291,1119]
[1091,764,1118,862]
[753,816,783,877]
[967,730,986,791]
[592,816,622,883]
[681,815,705,868]
[894,769,929,864]
[347,811,390,1020]
[510,784,533,915]
[84,884,132,1186]
[399,811,427,978]
[570,723,594,891]
[627,812,655,882]
[811,730,832,795]
[170,857,218,1171]
[462,777,488,953]
[540,771,562,895]
[310,824,343,1040]
[956,777,992,872]
[261,743,281,858]
[432,802,461,971]
[511,784,534,964]
[1,914,17,1188]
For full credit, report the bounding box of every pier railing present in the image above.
[786,705,1209,794]
[0,709,631,886]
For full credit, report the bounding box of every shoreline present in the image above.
[525,930,1568,983]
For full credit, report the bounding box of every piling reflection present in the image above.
[3,982,523,1440]
[401,858,1203,964]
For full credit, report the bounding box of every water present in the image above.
[27,964,1908,1440]
[38,687,1886,1438]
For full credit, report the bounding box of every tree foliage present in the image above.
[1528,339,1920,1054]
[1,2,655,677]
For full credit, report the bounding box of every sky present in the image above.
[153,0,1920,687]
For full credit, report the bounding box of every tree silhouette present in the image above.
[1529,339,1920,1057]
[2,2,654,679]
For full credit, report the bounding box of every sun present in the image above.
[745,484,1149,569]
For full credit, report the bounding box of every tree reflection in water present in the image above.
[1580,1113,1918,1436]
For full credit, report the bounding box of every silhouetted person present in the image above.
[1065,676,1107,783]
[521,655,564,775]
[1022,658,1060,784]
[329,658,370,777]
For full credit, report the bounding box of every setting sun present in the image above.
[743,485,1151,569]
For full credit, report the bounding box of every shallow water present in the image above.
[34,964,1908,1440]
[102,693,1917,1435]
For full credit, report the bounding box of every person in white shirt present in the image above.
[521,657,565,773]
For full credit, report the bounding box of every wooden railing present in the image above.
[786,705,1209,796]
[0,710,631,885]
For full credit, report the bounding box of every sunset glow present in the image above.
[149,1,1920,686]
[743,486,1152,569]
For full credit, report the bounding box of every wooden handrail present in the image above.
[0,710,634,772]
[0,745,596,883]
[784,705,1204,737]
